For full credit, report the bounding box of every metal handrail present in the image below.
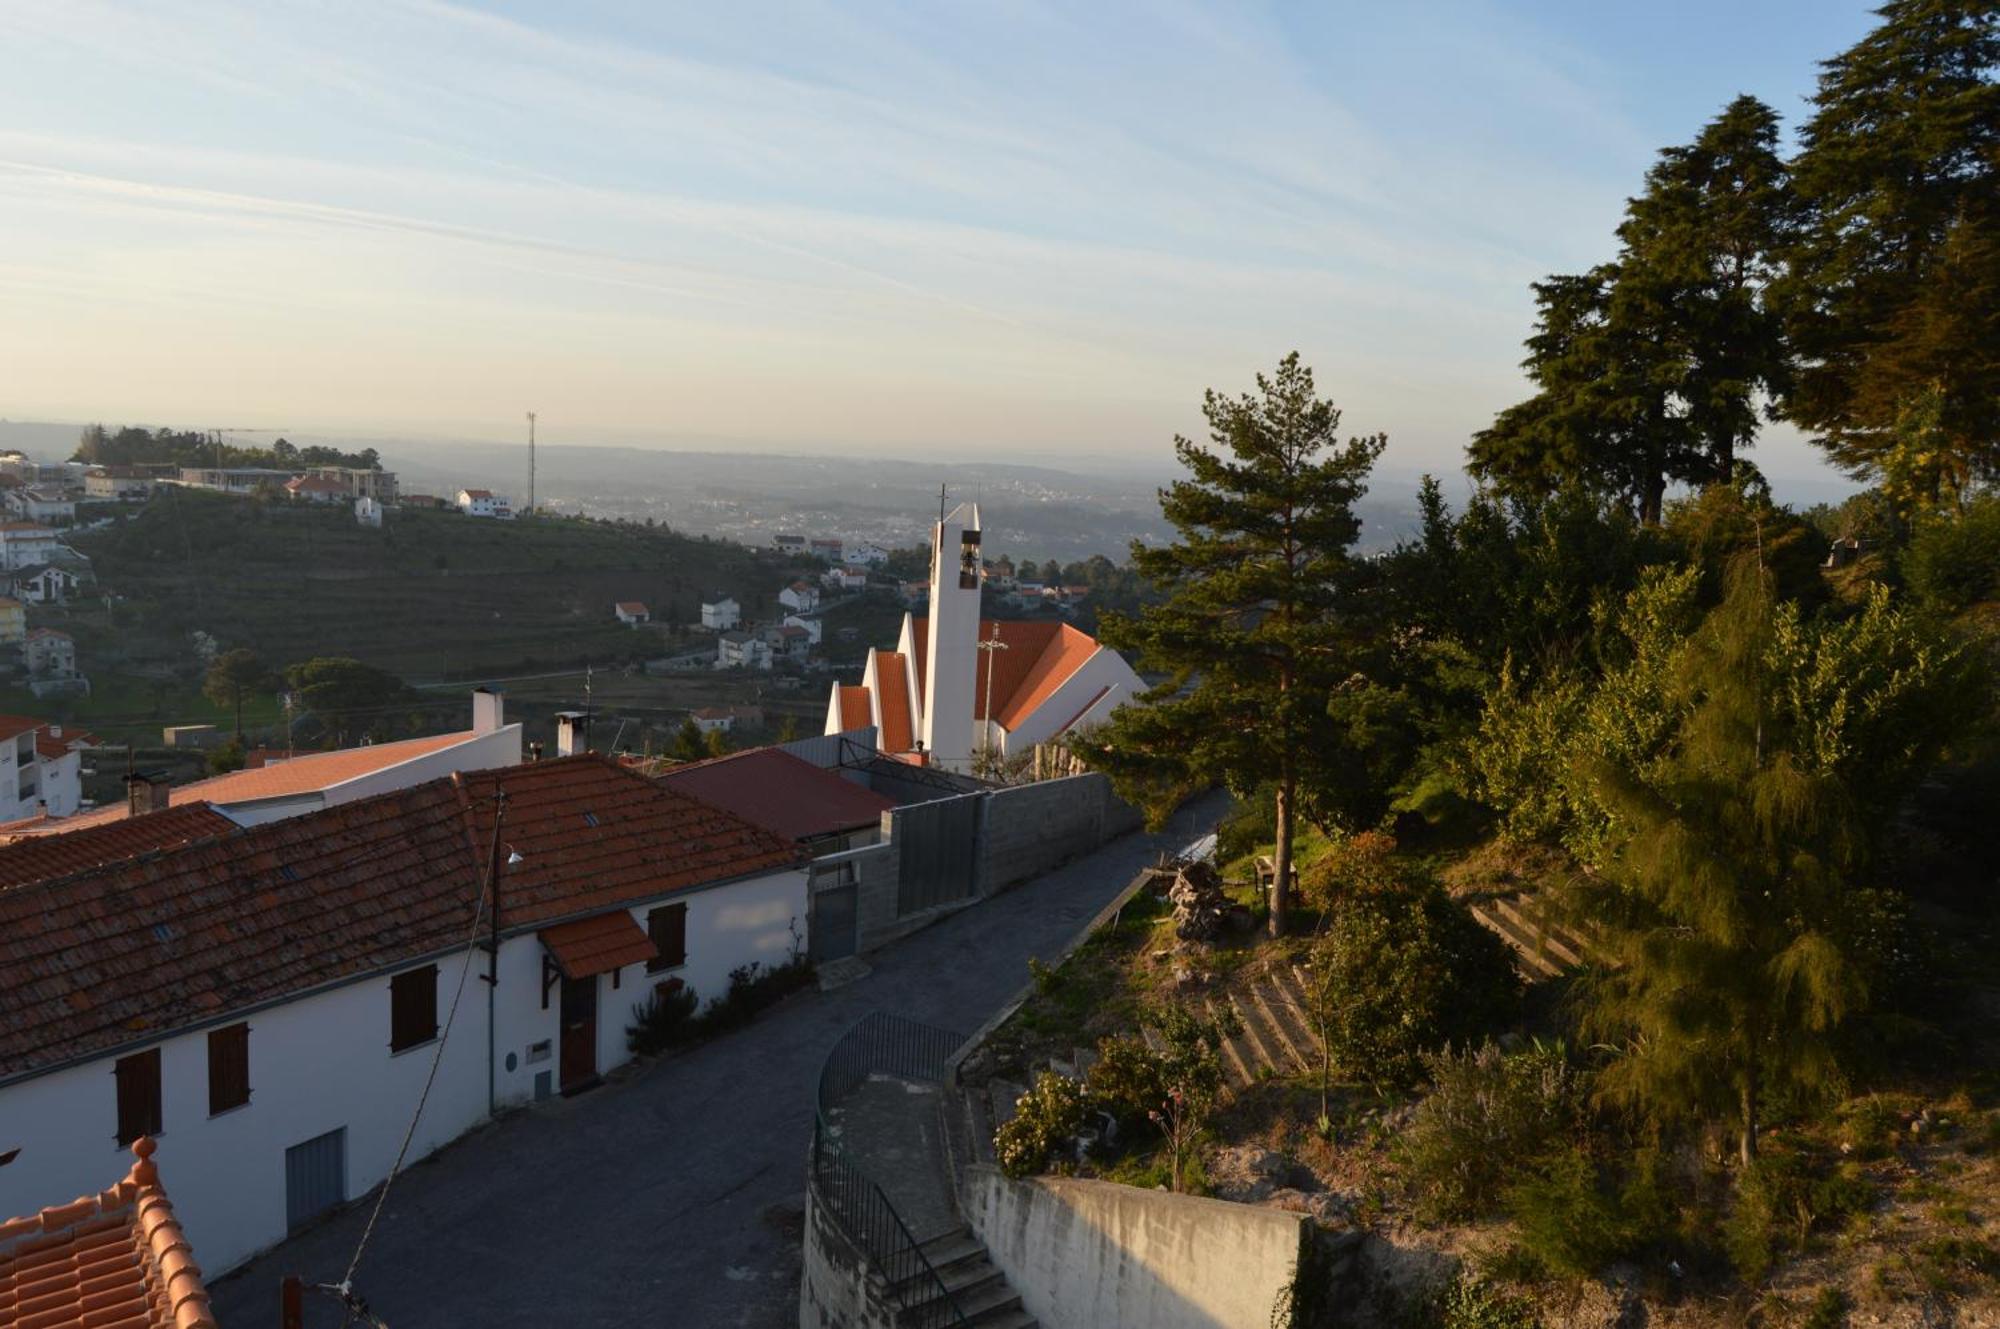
[811,1012,971,1329]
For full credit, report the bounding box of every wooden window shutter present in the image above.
[646,904,687,972]
[114,1049,162,1146]
[208,1023,251,1114]
[390,966,439,1052]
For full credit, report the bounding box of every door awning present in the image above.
[539,911,658,980]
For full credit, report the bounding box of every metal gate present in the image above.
[284,1127,347,1231]
[895,793,981,915]
[811,881,858,963]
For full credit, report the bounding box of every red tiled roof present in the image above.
[34,727,98,760]
[461,488,493,499]
[0,755,801,1078]
[80,731,482,818]
[615,601,648,615]
[874,652,913,752]
[284,475,345,494]
[837,686,871,732]
[908,618,1102,732]
[0,715,43,742]
[659,747,894,843]
[0,1137,216,1329]
[540,912,657,980]
[0,803,236,891]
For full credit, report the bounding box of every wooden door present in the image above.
[559,974,598,1093]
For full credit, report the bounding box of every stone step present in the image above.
[920,1230,986,1272]
[1227,990,1286,1079]
[1467,901,1564,980]
[1204,996,1256,1088]
[902,1270,1023,1326]
[1490,895,1587,969]
[969,1311,1037,1329]
[1249,983,1313,1074]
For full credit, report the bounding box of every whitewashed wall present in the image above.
[998,648,1143,754]
[0,864,807,1276]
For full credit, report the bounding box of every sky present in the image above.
[0,1,1882,490]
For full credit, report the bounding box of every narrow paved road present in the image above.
[210,793,1222,1328]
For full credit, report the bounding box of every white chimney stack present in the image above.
[554,711,587,758]
[472,687,504,734]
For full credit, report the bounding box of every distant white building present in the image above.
[716,630,772,672]
[614,601,651,626]
[700,596,741,631]
[0,718,90,821]
[83,467,156,501]
[456,489,513,520]
[822,567,867,593]
[12,565,83,606]
[309,466,398,502]
[772,534,806,555]
[843,544,890,568]
[784,613,823,646]
[178,467,296,495]
[0,523,64,573]
[779,581,820,613]
[355,496,384,528]
[24,629,85,698]
[690,706,738,734]
[6,488,76,525]
[810,538,843,562]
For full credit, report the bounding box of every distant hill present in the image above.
[70,491,799,682]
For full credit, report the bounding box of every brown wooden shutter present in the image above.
[390,966,439,1052]
[646,904,687,972]
[207,1023,251,1114]
[114,1049,162,1146]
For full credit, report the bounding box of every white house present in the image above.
[24,628,85,698]
[779,580,820,613]
[822,567,867,593]
[689,706,737,735]
[784,613,823,646]
[772,534,806,555]
[309,466,398,502]
[810,538,843,562]
[700,596,741,631]
[356,496,384,528]
[0,754,807,1277]
[0,521,63,571]
[83,467,156,501]
[716,630,773,672]
[178,467,298,495]
[282,474,347,505]
[615,600,651,626]
[0,716,91,821]
[11,563,83,605]
[824,502,1145,772]
[6,487,77,524]
[456,488,513,519]
[843,543,890,568]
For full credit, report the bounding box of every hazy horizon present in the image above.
[0,1,1882,496]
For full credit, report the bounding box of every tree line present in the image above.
[73,424,381,473]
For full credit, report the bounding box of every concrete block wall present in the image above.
[978,773,1136,896]
[960,1164,1308,1329]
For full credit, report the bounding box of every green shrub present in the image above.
[1402,1041,1584,1223]
[1084,1033,1169,1133]
[1903,498,2000,610]
[626,982,699,1055]
[1403,1272,1543,1329]
[995,1071,1087,1178]
[1315,887,1521,1089]
[1723,1151,1877,1284]
[1504,1146,1632,1282]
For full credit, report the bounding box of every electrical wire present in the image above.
[326,794,503,1316]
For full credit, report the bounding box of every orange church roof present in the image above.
[909,619,1102,733]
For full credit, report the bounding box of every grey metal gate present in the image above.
[285,1127,347,1231]
[811,882,858,963]
[895,793,980,915]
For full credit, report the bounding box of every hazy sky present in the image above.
[0,1,1878,485]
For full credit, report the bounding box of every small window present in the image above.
[646,904,687,973]
[389,966,439,1053]
[114,1049,162,1146]
[208,1023,251,1115]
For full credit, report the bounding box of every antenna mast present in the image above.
[525,412,536,517]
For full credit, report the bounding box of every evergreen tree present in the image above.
[1780,0,2000,503]
[1570,558,1869,1164]
[1618,95,1796,485]
[1081,353,1385,936]
[203,648,272,744]
[670,719,704,762]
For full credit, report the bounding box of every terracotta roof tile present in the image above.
[0,1138,216,1329]
[836,686,871,732]
[0,804,236,891]
[658,747,894,842]
[873,653,913,752]
[540,912,657,980]
[0,755,801,1079]
[908,618,1102,733]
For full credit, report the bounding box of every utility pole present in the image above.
[525,411,536,518]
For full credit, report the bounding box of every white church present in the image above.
[824,501,1145,771]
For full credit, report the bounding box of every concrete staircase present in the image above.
[1466,892,1600,981]
[891,1229,1038,1328]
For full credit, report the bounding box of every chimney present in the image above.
[125,771,170,817]
[472,687,504,734]
[527,741,544,763]
[553,711,587,759]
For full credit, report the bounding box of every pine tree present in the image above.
[1569,558,1866,1164]
[1081,353,1384,937]
[1618,95,1796,485]
[1780,0,2000,502]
